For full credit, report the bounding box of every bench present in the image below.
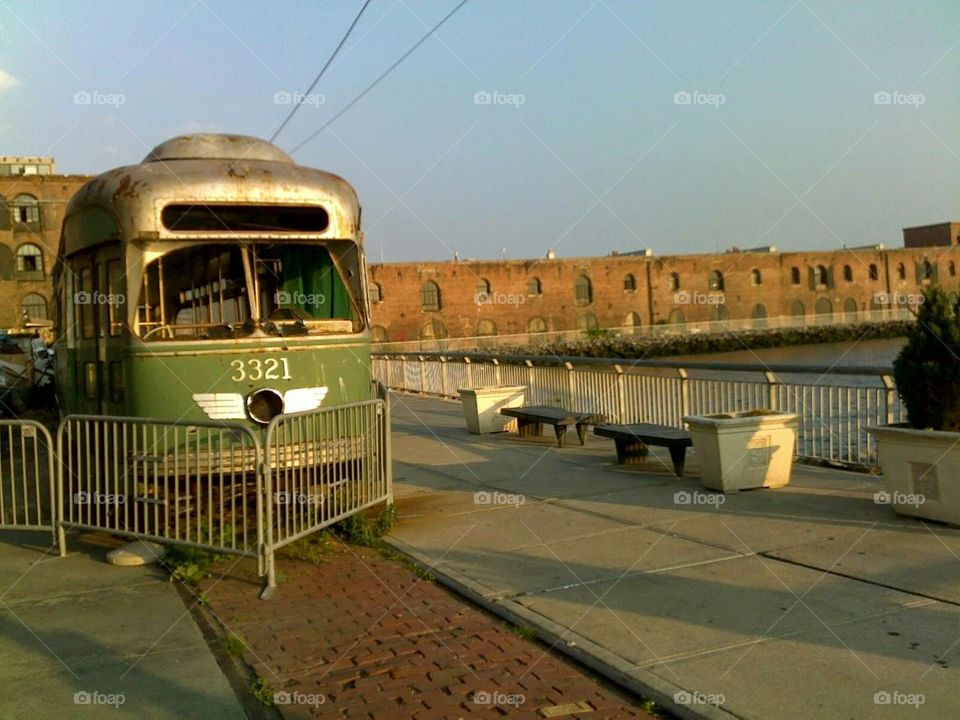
[500,406,603,448]
[593,423,693,477]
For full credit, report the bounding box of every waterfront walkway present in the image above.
[386,393,960,719]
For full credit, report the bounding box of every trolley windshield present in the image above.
[135,241,364,341]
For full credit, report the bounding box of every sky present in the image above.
[0,0,958,263]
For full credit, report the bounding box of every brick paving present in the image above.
[198,539,656,719]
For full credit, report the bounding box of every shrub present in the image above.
[892,286,960,431]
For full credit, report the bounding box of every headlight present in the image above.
[246,388,284,425]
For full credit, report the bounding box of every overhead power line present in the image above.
[270,0,375,143]
[288,0,472,154]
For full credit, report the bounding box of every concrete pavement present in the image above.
[385,393,960,719]
[0,531,244,720]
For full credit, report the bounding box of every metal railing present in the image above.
[58,415,264,564]
[373,352,906,468]
[262,398,392,590]
[372,308,915,353]
[0,420,60,551]
[0,398,393,596]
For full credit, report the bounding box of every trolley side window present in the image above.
[80,267,95,339]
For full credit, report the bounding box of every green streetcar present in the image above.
[54,134,374,429]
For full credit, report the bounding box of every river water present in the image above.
[666,337,906,369]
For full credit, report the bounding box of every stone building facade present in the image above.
[0,158,91,330]
[368,240,960,343]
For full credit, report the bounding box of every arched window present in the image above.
[370,325,388,343]
[711,304,730,321]
[576,312,598,331]
[419,319,447,340]
[815,265,829,286]
[843,298,858,322]
[13,194,39,225]
[869,264,878,281]
[897,263,906,281]
[623,273,636,292]
[843,265,853,282]
[949,261,956,278]
[708,270,724,291]
[918,260,934,283]
[574,274,592,305]
[668,272,680,291]
[790,300,805,326]
[21,293,47,320]
[815,297,833,318]
[528,316,547,333]
[623,312,642,335]
[790,267,801,285]
[475,278,491,296]
[420,281,440,311]
[369,282,382,303]
[527,277,542,295]
[477,319,497,337]
[752,303,767,328]
[16,244,43,275]
[750,269,762,286]
[668,309,685,324]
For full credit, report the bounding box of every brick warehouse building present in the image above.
[1,156,957,346]
[368,228,960,343]
[0,158,90,329]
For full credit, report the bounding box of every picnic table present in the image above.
[593,423,693,477]
[500,406,603,448]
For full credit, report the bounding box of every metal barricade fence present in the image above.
[0,404,393,595]
[0,420,60,552]
[58,415,264,568]
[262,397,392,593]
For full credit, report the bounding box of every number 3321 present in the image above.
[230,358,292,382]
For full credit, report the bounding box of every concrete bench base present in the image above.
[594,423,693,477]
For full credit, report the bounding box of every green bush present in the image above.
[892,286,960,431]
